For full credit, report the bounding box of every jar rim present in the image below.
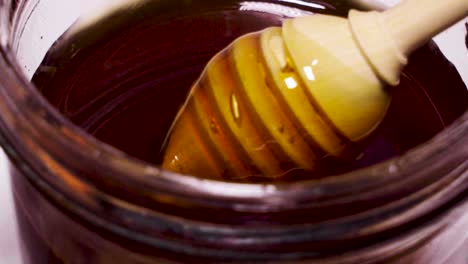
[0,0,467,254]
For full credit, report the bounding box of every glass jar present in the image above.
[1,0,468,263]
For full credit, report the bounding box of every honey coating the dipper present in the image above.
[162,0,468,181]
[33,0,468,183]
[161,15,391,181]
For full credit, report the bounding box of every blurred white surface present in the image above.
[0,151,22,264]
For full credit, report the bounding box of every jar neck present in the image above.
[0,0,468,261]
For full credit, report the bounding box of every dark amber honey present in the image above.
[32,1,468,182]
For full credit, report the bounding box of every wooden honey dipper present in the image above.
[161,0,468,181]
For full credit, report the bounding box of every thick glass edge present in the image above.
[0,5,465,251]
[0,0,467,258]
[0,0,466,207]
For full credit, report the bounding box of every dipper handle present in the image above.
[349,0,468,85]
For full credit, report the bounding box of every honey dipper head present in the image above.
[278,14,391,141]
[161,0,468,181]
[161,14,392,182]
